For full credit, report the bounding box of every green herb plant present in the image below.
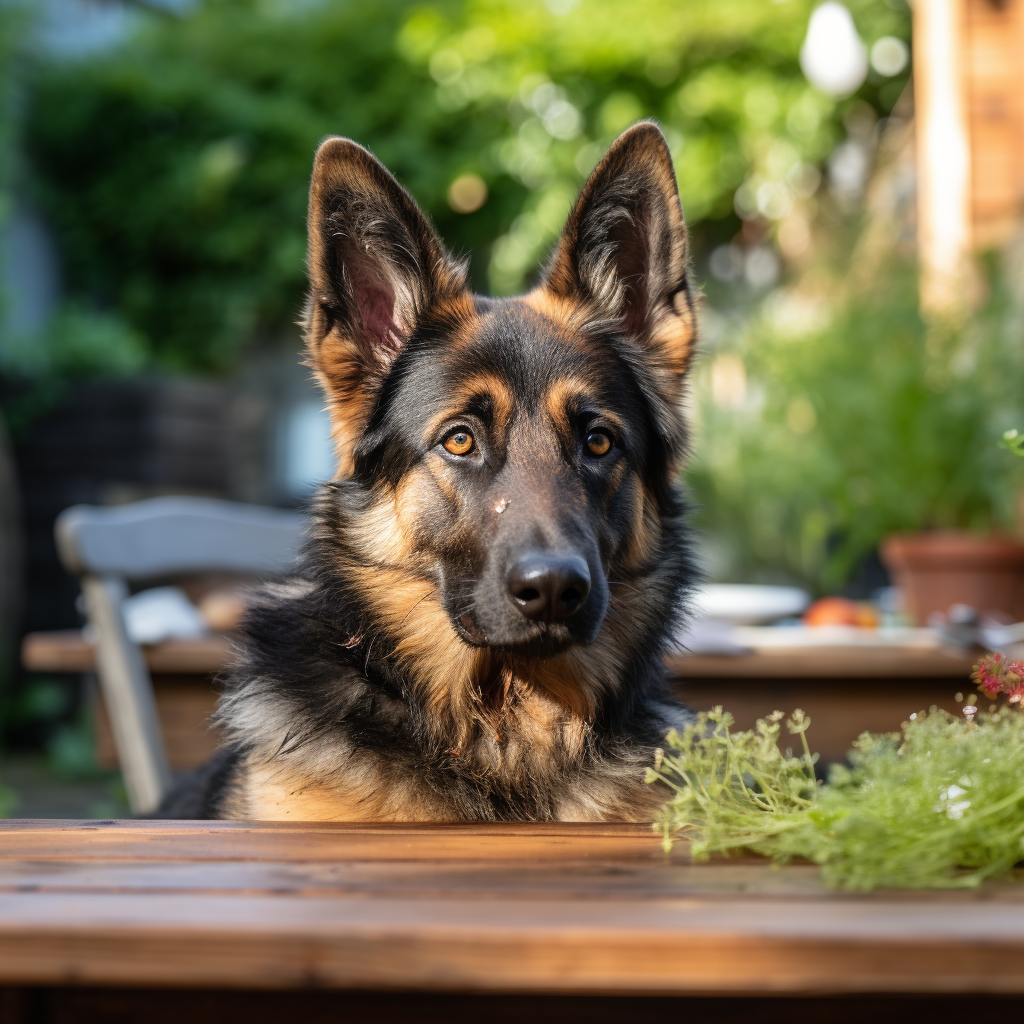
[649,656,1024,890]
[646,708,818,861]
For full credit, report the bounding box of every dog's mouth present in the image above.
[442,550,609,656]
[451,610,581,657]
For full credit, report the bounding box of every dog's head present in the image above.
[303,123,695,691]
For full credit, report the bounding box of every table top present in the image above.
[23,630,977,679]
[667,645,976,678]
[1,820,1021,995]
[21,630,233,675]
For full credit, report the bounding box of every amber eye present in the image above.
[443,430,475,456]
[586,430,612,457]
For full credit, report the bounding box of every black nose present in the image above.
[507,554,591,622]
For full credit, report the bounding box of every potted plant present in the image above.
[687,260,1024,607]
[880,531,1024,624]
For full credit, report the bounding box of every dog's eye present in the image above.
[443,430,475,456]
[585,430,612,457]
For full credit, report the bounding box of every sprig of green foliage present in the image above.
[647,707,818,859]
[651,675,1024,890]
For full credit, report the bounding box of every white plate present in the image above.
[691,584,811,625]
[733,625,942,649]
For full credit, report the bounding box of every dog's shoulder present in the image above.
[153,746,242,819]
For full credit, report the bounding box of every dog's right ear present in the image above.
[304,137,469,476]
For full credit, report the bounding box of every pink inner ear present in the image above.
[357,282,404,362]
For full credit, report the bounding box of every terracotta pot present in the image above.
[880,532,1024,625]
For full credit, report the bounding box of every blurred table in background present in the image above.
[21,631,231,772]
[669,643,977,764]
[23,630,979,771]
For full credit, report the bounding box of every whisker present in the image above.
[608,579,642,595]
[398,590,432,627]
[364,631,380,673]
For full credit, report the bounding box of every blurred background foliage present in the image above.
[1,0,1021,601]
[19,0,910,371]
[689,255,1024,589]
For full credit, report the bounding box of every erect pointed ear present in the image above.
[304,137,469,476]
[541,122,695,387]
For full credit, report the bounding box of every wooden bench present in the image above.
[0,820,1021,1022]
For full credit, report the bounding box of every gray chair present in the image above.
[55,497,305,814]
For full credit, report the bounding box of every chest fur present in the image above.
[223,689,661,822]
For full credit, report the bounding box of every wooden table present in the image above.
[0,821,1022,1022]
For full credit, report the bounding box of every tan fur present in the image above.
[419,371,516,456]
[613,476,664,573]
[313,334,375,479]
[307,372,659,778]
[233,759,451,822]
[523,288,592,332]
[325,471,642,763]
[543,377,625,440]
[232,676,662,823]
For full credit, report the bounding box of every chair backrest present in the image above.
[56,496,306,581]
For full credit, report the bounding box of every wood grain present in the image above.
[3,857,1022,903]
[1,890,1024,994]
[0,821,1022,995]
[0,820,676,864]
[0,859,821,901]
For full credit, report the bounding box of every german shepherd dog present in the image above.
[165,121,698,821]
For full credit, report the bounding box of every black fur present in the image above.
[158,123,699,821]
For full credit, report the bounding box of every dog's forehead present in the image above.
[437,297,610,407]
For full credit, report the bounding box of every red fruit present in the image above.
[803,596,879,628]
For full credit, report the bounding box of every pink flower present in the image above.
[971,654,1024,705]
[972,654,1006,698]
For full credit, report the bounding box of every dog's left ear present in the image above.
[541,122,695,390]
[304,137,470,475]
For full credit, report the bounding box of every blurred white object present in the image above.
[692,584,811,625]
[672,618,945,655]
[675,616,751,655]
[829,140,869,201]
[980,620,1024,654]
[121,586,207,645]
[744,246,780,290]
[800,2,868,97]
[870,35,909,77]
[733,625,943,649]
